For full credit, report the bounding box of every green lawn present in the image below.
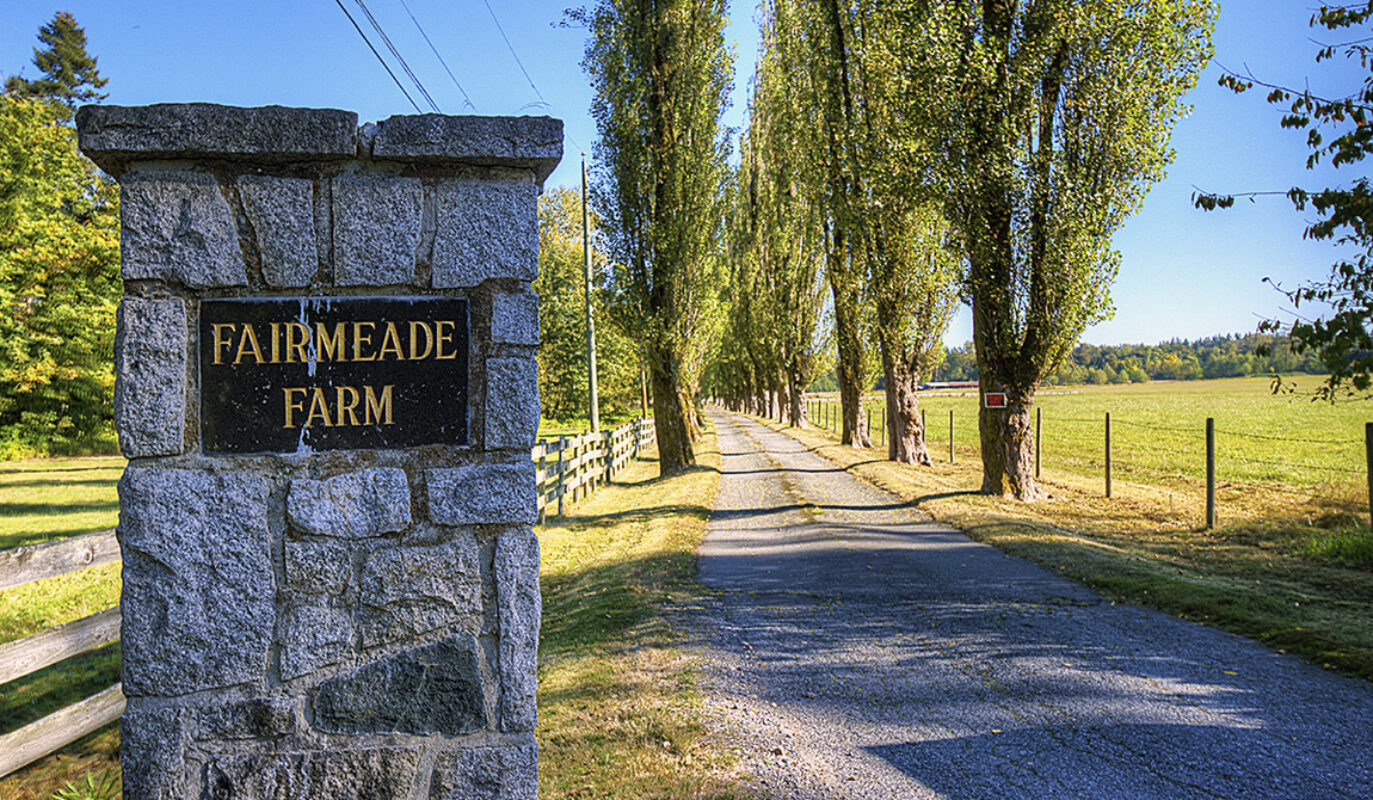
[0,457,123,552]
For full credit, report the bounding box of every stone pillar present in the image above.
[77,104,559,800]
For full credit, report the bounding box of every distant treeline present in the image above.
[933,333,1325,385]
[809,333,1324,392]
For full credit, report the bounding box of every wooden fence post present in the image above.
[1367,422,1373,532]
[1035,407,1042,480]
[1206,418,1216,529]
[557,435,567,517]
[1105,411,1112,498]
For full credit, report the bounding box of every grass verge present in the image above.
[749,412,1373,682]
[537,427,747,798]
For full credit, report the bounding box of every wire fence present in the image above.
[794,394,1373,530]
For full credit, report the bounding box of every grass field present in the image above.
[0,432,745,799]
[807,376,1371,489]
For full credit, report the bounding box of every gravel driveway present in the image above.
[689,409,1373,800]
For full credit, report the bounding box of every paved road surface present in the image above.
[690,409,1373,800]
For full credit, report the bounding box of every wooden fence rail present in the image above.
[0,416,657,779]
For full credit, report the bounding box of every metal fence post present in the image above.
[1367,422,1373,532]
[949,408,954,463]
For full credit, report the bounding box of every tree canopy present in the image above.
[1202,1,1373,400]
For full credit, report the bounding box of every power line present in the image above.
[482,0,546,105]
[353,0,441,112]
[332,0,422,113]
[397,0,476,112]
[479,0,583,152]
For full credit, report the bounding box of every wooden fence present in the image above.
[0,531,123,778]
[535,417,657,520]
[0,415,656,779]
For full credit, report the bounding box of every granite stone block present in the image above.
[114,298,186,457]
[120,706,187,800]
[204,747,421,800]
[496,530,540,732]
[76,104,357,173]
[280,604,354,680]
[356,538,480,648]
[371,114,562,182]
[332,173,421,285]
[283,541,351,596]
[313,635,487,735]
[491,291,539,345]
[119,170,246,287]
[427,463,537,525]
[237,175,317,287]
[485,356,539,450]
[197,697,296,740]
[431,179,538,288]
[287,468,411,539]
[118,469,272,696]
[429,743,538,800]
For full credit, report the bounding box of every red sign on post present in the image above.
[984,391,1008,409]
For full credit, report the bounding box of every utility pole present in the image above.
[582,153,600,432]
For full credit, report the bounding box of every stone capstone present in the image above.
[237,175,317,287]
[431,179,538,288]
[484,357,539,450]
[427,463,537,526]
[204,747,421,800]
[120,706,187,800]
[428,743,538,800]
[490,292,539,346]
[196,697,296,741]
[114,298,185,457]
[356,538,481,648]
[286,468,411,539]
[119,469,272,696]
[119,170,246,287]
[283,541,351,596]
[332,172,421,285]
[312,635,488,735]
[371,114,563,182]
[496,530,540,732]
[75,104,357,174]
[279,604,354,680]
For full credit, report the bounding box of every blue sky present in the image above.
[1,0,1362,347]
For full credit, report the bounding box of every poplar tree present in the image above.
[735,17,829,427]
[577,0,733,474]
[902,0,1214,498]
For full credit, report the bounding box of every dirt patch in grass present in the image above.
[755,413,1373,682]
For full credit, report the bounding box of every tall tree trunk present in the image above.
[977,380,1036,499]
[880,340,932,465]
[649,342,695,474]
[787,365,807,428]
[831,286,871,448]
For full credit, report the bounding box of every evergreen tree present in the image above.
[4,12,108,109]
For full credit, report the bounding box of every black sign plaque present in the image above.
[199,297,469,454]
